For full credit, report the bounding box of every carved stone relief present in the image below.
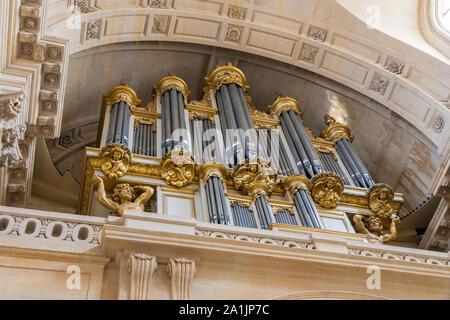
[167,258,196,300]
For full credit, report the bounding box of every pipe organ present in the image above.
[81,63,404,244]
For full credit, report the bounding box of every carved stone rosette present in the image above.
[167,258,196,300]
[321,115,354,143]
[100,143,131,179]
[232,158,277,196]
[160,151,195,188]
[127,254,158,300]
[310,172,344,209]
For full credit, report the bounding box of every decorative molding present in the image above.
[0,213,103,245]
[86,19,102,40]
[152,15,171,34]
[128,254,158,300]
[167,258,196,300]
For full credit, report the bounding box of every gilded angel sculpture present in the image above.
[92,174,154,216]
[100,143,131,179]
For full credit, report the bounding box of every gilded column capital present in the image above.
[127,254,157,300]
[321,115,354,143]
[154,74,190,100]
[284,174,310,196]
[160,150,195,188]
[310,172,344,209]
[167,258,196,300]
[204,62,249,93]
[268,96,301,118]
[104,82,141,107]
[232,158,277,196]
[199,161,226,183]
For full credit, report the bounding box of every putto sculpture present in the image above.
[100,143,131,179]
[160,150,195,188]
[310,172,344,209]
[232,158,277,195]
[353,184,400,243]
[92,174,154,216]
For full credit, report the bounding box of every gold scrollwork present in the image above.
[229,199,254,211]
[248,105,280,131]
[310,172,344,209]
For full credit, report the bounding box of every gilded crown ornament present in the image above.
[284,174,311,196]
[321,115,354,143]
[91,174,154,216]
[204,62,249,93]
[104,82,141,107]
[268,96,301,118]
[160,150,195,188]
[200,162,226,183]
[154,74,190,100]
[100,143,131,179]
[232,158,277,196]
[310,172,344,209]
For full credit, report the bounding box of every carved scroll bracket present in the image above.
[128,253,158,300]
[167,258,196,300]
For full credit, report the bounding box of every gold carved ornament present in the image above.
[91,174,154,217]
[132,100,160,131]
[310,172,344,209]
[321,115,354,143]
[199,162,226,184]
[100,143,131,179]
[232,158,277,197]
[353,184,400,243]
[204,63,249,93]
[271,205,294,216]
[160,150,196,188]
[229,199,254,211]
[154,74,190,100]
[248,104,280,131]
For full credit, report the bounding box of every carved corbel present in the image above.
[167,258,196,300]
[127,254,158,300]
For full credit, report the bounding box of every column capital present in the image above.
[199,161,226,183]
[321,115,354,143]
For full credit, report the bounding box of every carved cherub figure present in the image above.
[311,173,343,209]
[100,143,131,179]
[369,189,394,219]
[92,174,154,216]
